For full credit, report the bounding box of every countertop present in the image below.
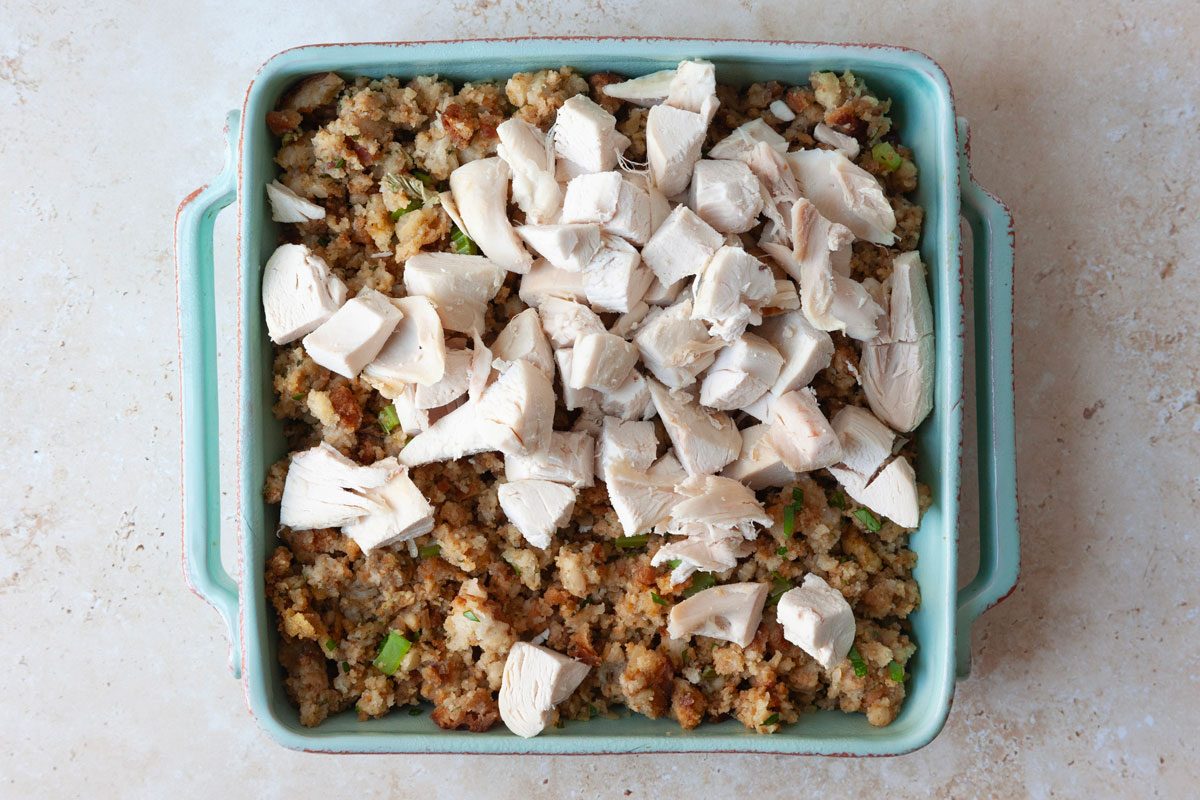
[1,1,1197,797]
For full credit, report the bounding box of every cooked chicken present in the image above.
[412,347,471,409]
[665,59,719,122]
[664,474,772,540]
[764,278,801,314]
[687,159,763,234]
[640,204,723,286]
[301,287,403,379]
[829,405,896,480]
[449,157,533,273]
[491,307,555,380]
[362,295,446,392]
[498,479,577,549]
[603,458,680,536]
[720,423,797,490]
[402,252,505,334]
[537,296,606,349]
[390,385,430,433]
[496,117,562,224]
[553,94,630,175]
[768,99,796,122]
[261,243,347,345]
[553,348,601,413]
[690,245,776,342]
[786,148,896,245]
[650,536,750,585]
[598,368,654,421]
[648,379,741,476]
[582,236,654,313]
[634,299,723,389]
[595,417,658,479]
[766,389,843,473]
[601,69,676,106]
[498,642,590,738]
[848,456,920,528]
[645,104,706,196]
[266,180,326,223]
[707,118,787,160]
[569,332,640,393]
[504,430,596,489]
[698,333,783,411]
[341,460,435,552]
[642,275,688,307]
[813,122,861,159]
[776,574,856,670]
[667,582,768,648]
[561,171,652,245]
[466,331,495,403]
[280,442,394,530]
[398,360,555,466]
[518,258,588,308]
[860,252,935,432]
[753,311,836,403]
[609,300,651,337]
[515,223,603,272]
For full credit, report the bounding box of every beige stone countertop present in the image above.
[2,1,1197,797]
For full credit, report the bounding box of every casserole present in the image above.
[176,38,1018,755]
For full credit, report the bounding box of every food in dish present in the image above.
[262,62,930,735]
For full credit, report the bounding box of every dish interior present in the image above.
[236,40,962,754]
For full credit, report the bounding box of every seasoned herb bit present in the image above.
[767,573,792,606]
[853,507,882,532]
[408,706,423,716]
[666,558,682,570]
[683,572,716,598]
[830,490,847,510]
[340,661,350,673]
[463,610,481,623]
[323,638,337,652]
[782,504,795,538]
[701,667,717,681]
[848,646,868,678]
[335,157,346,169]
[372,630,412,676]
[888,661,906,682]
[650,591,668,606]
[776,545,788,557]
[417,544,440,559]
[450,224,479,255]
[411,169,433,185]
[588,704,599,718]
[291,391,305,401]
[613,534,650,550]
[763,713,780,726]
[871,141,902,171]
[390,198,422,221]
[378,404,401,434]
[792,487,804,506]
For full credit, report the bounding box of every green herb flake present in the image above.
[411,169,433,185]
[407,706,423,716]
[782,503,796,538]
[390,198,422,221]
[449,224,479,255]
[323,638,337,652]
[848,647,868,678]
[791,487,803,506]
[372,630,412,676]
[417,544,440,559]
[335,157,346,169]
[767,574,792,606]
[763,713,780,727]
[587,704,599,718]
[463,610,480,623]
[830,491,847,510]
[613,534,650,550]
[292,391,305,401]
[666,558,682,570]
[683,572,716,598]
[871,142,902,171]
[776,545,789,557]
[340,661,350,673]
[378,404,401,434]
[650,591,667,606]
[701,667,717,681]
[853,507,883,532]
[888,661,906,682]
[411,629,422,642]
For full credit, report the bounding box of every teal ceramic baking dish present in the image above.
[176,38,1018,756]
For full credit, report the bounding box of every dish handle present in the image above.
[175,111,242,678]
[954,117,1019,678]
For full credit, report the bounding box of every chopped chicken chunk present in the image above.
[492,307,555,380]
[570,332,639,392]
[787,148,897,245]
[777,574,856,670]
[362,295,446,391]
[498,479,577,549]
[402,252,506,334]
[582,236,653,313]
[603,458,680,536]
[266,180,326,223]
[698,333,783,411]
[645,104,706,196]
[599,368,654,421]
[496,117,562,224]
[667,582,768,648]
[640,205,723,286]
[262,244,348,345]
[648,379,741,476]
[634,299,722,389]
[553,348,601,413]
[651,536,750,585]
[279,442,393,530]
[601,69,676,106]
[412,347,471,409]
[342,460,435,552]
[499,642,590,738]
[690,245,776,341]
[515,223,603,272]
[813,122,861,159]
[687,160,763,234]
[847,456,920,528]
[753,310,836,402]
[720,423,797,490]
[664,475,772,540]
[560,171,652,245]
[553,94,630,175]
[708,118,788,160]
[829,405,896,480]
[665,59,719,122]
[595,417,658,479]
[302,287,403,379]
[537,296,606,349]
[449,156,533,273]
[766,389,843,473]
[504,431,595,489]
[518,258,588,308]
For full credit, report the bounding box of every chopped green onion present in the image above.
[888,661,906,682]
[666,558,682,570]
[871,142,902,171]
[463,610,480,622]
[335,157,346,169]
[340,661,350,673]
[776,545,788,557]
[410,169,433,185]
[830,490,847,510]
[417,544,440,559]
[848,647,868,677]
[587,704,599,718]
[579,596,594,608]
[763,713,780,726]
[701,667,717,681]
[683,572,716,598]
[450,224,479,255]
[390,198,422,221]
[323,638,337,652]
[650,591,667,606]
[767,573,792,606]
[379,404,401,434]
[853,507,882,532]
[411,629,422,642]
[782,504,795,538]
[372,630,412,676]
[613,534,650,550]
[292,391,305,401]
[408,706,423,716]
[792,487,803,506]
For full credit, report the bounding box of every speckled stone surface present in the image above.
[2,1,1198,797]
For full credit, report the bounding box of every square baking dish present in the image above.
[176,38,1018,756]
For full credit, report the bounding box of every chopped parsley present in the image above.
[410,169,434,185]
[666,558,682,570]
[372,631,411,676]
[650,591,667,606]
[335,157,346,169]
[683,572,716,598]
[830,490,847,510]
[792,487,804,506]
[613,534,650,550]
[323,638,337,652]
[390,198,422,221]
[854,507,883,532]
[463,610,480,623]
[848,647,868,678]
[776,545,789,557]
[766,573,792,606]
[763,713,780,726]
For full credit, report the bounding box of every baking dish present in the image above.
[175,38,1018,755]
